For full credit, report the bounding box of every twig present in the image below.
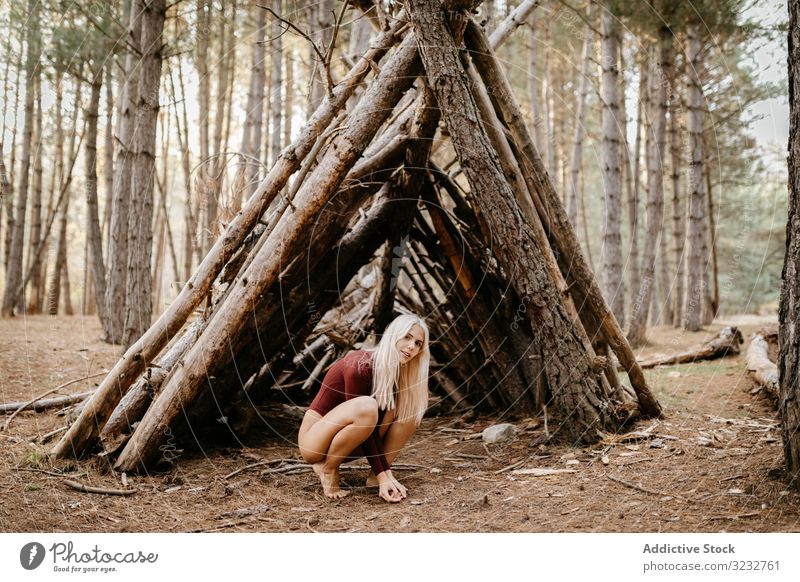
[607,474,690,502]
[63,479,136,496]
[456,452,489,460]
[701,512,760,522]
[36,426,68,444]
[1,371,105,430]
[324,0,350,98]
[14,467,86,478]
[224,458,303,479]
[494,458,528,474]
[482,443,503,462]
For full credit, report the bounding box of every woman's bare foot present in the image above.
[312,462,349,499]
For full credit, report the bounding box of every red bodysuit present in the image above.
[308,350,390,476]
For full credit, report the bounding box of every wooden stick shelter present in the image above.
[52,0,661,472]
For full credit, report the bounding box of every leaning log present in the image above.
[409,0,616,442]
[638,326,744,369]
[747,333,779,398]
[463,19,662,418]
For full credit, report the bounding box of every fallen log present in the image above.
[638,326,744,369]
[0,392,93,415]
[746,333,778,398]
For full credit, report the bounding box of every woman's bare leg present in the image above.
[298,396,379,499]
[365,412,418,487]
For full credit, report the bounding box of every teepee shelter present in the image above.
[51,0,661,473]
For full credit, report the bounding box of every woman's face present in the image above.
[396,324,425,365]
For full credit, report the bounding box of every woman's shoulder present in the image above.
[342,350,373,376]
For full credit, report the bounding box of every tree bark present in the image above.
[780,0,800,489]
[684,24,706,332]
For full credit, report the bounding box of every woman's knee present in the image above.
[350,396,379,424]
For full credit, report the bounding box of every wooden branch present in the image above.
[63,479,137,496]
[746,333,778,398]
[1,371,104,429]
[638,326,744,369]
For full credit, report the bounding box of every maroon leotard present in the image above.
[308,350,390,476]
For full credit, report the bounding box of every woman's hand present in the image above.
[376,470,406,503]
[387,472,407,499]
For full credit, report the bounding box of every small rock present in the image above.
[650,438,665,449]
[696,436,712,447]
[430,467,442,474]
[482,423,517,444]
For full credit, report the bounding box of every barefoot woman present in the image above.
[298,314,430,502]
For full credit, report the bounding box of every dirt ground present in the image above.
[1,314,798,533]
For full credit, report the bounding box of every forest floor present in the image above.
[1,313,798,533]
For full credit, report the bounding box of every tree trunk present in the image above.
[628,30,671,346]
[104,0,143,342]
[543,9,557,184]
[269,0,283,168]
[168,54,196,281]
[782,0,800,490]
[283,47,293,149]
[527,12,545,152]
[245,6,267,196]
[47,70,68,315]
[600,10,625,327]
[4,26,23,274]
[103,62,114,261]
[684,23,706,332]
[122,0,166,348]
[308,0,334,115]
[567,6,593,228]
[412,0,618,442]
[27,69,44,314]
[703,145,719,323]
[2,0,39,317]
[84,73,110,328]
[669,84,686,326]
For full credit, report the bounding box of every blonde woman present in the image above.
[298,314,430,503]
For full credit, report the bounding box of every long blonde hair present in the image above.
[368,314,430,425]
